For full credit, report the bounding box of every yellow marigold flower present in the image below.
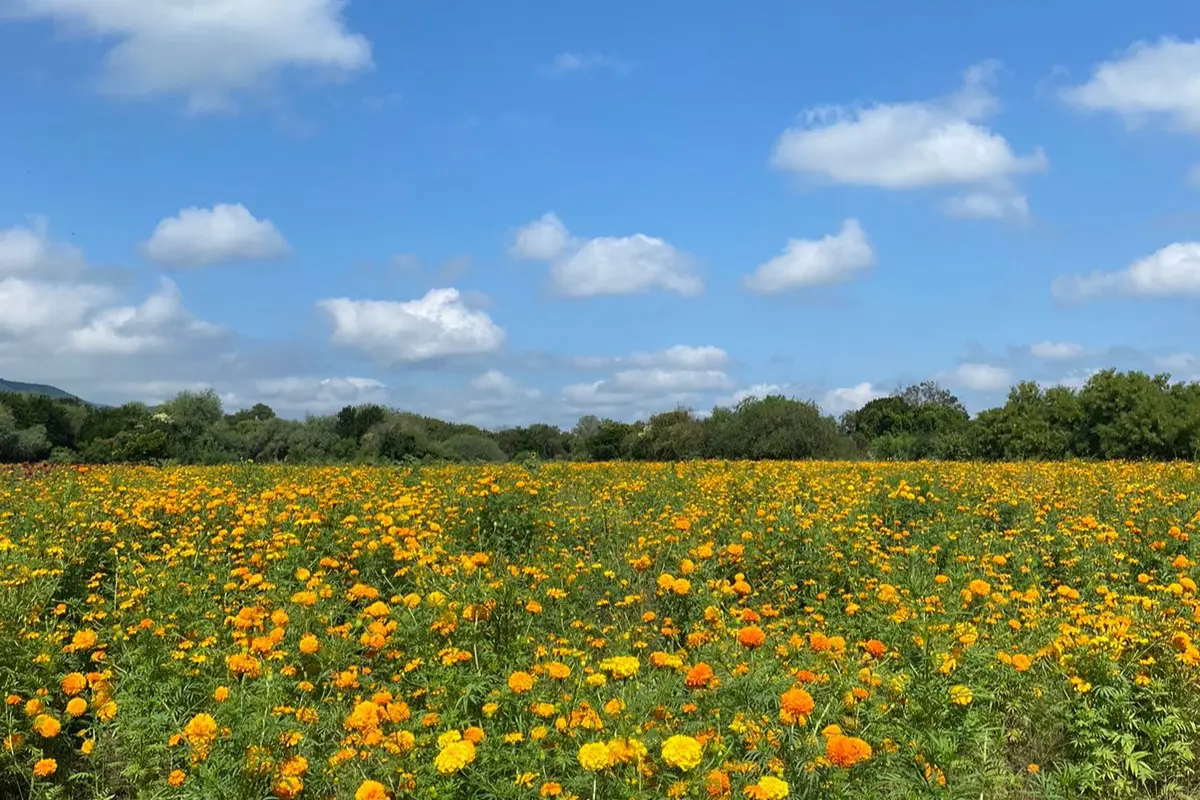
[65,698,87,717]
[213,686,230,702]
[599,656,639,679]
[33,758,57,778]
[578,741,611,771]
[168,769,186,787]
[748,776,790,799]
[661,734,703,771]
[298,634,320,655]
[434,739,476,775]
[950,685,973,706]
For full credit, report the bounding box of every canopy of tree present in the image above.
[1,369,1198,464]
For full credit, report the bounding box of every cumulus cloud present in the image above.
[318,287,506,364]
[141,204,291,269]
[823,382,885,414]
[510,213,572,261]
[0,219,216,360]
[0,217,86,276]
[6,0,372,113]
[510,212,702,297]
[743,218,875,294]
[64,278,220,355]
[944,362,1012,392]
[1062,38,1200,132]
[1052,242,1200,301]
[1030,341,1085,360]
[771,62,1046,198]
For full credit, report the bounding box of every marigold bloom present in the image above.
[661,734,703,771]
[33,758,57,778]
[434,739,476,774]
[826,734,872,767]
[780,687,814,724]
[507,671,535,693]
[298,634,320,655]
[355,779,389,800]
[168,769,186,787]
[32,714,61,738]
[65,698,87,717]
[737,626,766,649]
[685,662,715,689]
[950,684,973,706]
[745,776,790,799]
[61,673,87,696]
[578,741,611,771]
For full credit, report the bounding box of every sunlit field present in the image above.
[3,462,1200,799]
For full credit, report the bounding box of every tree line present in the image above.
[1,368,1197,465]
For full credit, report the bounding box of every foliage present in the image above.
[5,368,1200,465]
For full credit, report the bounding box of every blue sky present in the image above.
[1,1,1199,426]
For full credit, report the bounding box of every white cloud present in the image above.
[545,52,632,76]
[64,278,220,355]
[573,345,729,372]
[1052,242,1200,301]
[562,344,733,415]
[743,218,874,294]
[252,376,388,413]
[630,345,728,371]
[1155,352,1200,375]
[469,369,541,399]
[8,0,372,113]
[510,212,572,261]
[944,362,1012,392]
[0,217,221,394]
[319,287,506,364]
[0,217,85,276]
[1030,341,1084,360]
[511,212,702,297]
[141,203,290,268]
[940,190,1030,221]
[610,368,731,394]
[771,62,1046,193]
[0,277,113,336]
[1062,38,1200,132]
[823,382,885,414]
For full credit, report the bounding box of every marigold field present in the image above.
[4,462,1200,799]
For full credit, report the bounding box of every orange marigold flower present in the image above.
[685,662,715,689]
[507,671,535,693]
[32,758,57,778]
[780,687,814,724]
[60,673,87,696]
[737,626,766,649]
[825,734,872,768]
[355,779,389,800]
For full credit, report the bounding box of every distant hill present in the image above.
[0,379,84,403]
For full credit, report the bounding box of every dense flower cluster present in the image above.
[3,461,1200,798]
